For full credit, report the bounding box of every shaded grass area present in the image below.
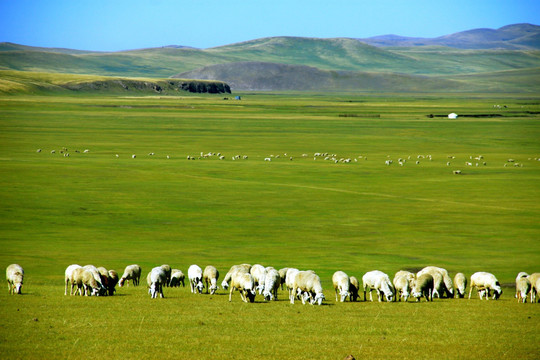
[0,93,539,359]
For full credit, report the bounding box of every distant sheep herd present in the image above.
[36,149,540,172]
[6,263,540,305]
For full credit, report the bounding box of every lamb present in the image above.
[169,269,185,287]
[221,264,251,290]
[64,264,82,295]
[262,268,281,301]
[203,265,220,295]
[516,277,531,303]
[453,273,467,298]
[411,273,434,302]
[393,270,415,302]
[108,269,119,296]
[292,271,325,305]
[349,276,360,302]
[147,267,167,299]
[228,271,256,303]
[6,264,24,295]
[160,265,172,287]
[528,273,540,303]
[417,266,453,298]
[188,264,204,294]
[250,264,267,294]
[332,271,351,302]
[362,270,394,302]
[468,272,502,300]
[278,268,289,290]
[118,264,142,287]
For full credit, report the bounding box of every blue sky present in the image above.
[1,0,539,51]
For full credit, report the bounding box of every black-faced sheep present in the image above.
[468,272,502,300]
[228,271,256,303]
[6,264,24,295]
[221,264,251,290]
[169,269,185,287]
[417,266,453,298]
[292,271,325,305]
[349,276,360,302]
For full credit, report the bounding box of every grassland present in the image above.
[0,92,539,359]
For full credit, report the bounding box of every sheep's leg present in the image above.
[335,289,339,302]
[369,290,373,302]
[7,281,12,294]
[229,287,233,302]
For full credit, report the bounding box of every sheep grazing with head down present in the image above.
[250,264,267,295]
[65,264,82,295]
[332,271,351,302]
[393,270,415,302]
[6,264,24,295]
[417,266,454,298]
[278,268,290,290]
[453,273,467,298]
[84,265,107,295]
[70,268,101,296]
[285,268,300,302]
[411,273,434,302]
[108,270,119,296]
[147,267,167,299]
[468,272,502,300]
[188,264,204,294]
[119,264,142,287]
[528,273,540,302]
[292,271,325,305]
[516,276,531,303]
[263,267,281,301]
[349,276,360,302]
[362,270,394,302]
[160,265,172,287]
[203,265,220,295]
[169,269,185,287]
[229,270,256,303]
[221,264,251,290]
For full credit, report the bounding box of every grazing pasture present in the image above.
[0,93,539,359]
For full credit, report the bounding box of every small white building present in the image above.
[448,113,458,119]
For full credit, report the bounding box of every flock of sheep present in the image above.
[6,263,540,305]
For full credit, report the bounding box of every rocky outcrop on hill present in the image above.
[64,79,231,94]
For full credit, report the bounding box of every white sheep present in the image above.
[278,267,289,290]
[468,272,502,300]
[188,264,204,294]
[118,264,142,287]
[83,265,107,295]
[362,270,394,302]
[160,265,172,287]
[70,268,100,296]
[262,268,281,301]
[285,268,300,302]
[169,269,185,287]
[228,271,256,303]
[393,270,415,302]
[221,264,251,290]
[411,273,434,302]
[203,265,220,295]
[6,264,24,295]
[292,271,325,305]
[147,267,167,299]
[349,276,360,302]
[332,271,351,302]
[417,266,454,298]
[64,264,82,295]
[529,273,540,302]
[516,277,531,303]
[453,273,467,298]
[250,264,267,294]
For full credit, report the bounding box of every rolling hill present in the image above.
[0,23,539,92]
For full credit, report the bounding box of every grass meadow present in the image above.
[1,92,539,359]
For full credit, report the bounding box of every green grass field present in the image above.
[1,93,539,359]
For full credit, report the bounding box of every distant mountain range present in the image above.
[358,23,540,49]
[1,23,539,93]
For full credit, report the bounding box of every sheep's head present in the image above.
[263,291,274,301]
[493,286,502,300]
[118,278,125,287]
[312,292,325,306]
[210,284,218,295]
[196,280,204,293]
[247,290,256,303]
[221,280,229,290]
[339,290,350,302]
[14,282,23,294]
